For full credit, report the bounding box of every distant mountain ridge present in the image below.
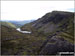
[1,20,35,28]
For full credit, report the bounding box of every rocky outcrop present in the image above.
[39,36,74,55]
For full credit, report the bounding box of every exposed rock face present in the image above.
[39,36,74,55]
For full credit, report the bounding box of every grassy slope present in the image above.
[1,25,47,55]
[0,21,16,28]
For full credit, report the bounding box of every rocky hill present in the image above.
[21,11,74,55]
[21,11,74,34]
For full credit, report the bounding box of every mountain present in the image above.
[21,11,74,41]
[1,11,74,55]
[21,11,74,54]
[0,21,16,28]
[21,11,74,33]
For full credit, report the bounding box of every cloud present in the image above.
[1,1,74,21]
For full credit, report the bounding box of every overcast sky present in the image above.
[1,1,74,21]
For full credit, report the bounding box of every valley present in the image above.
[1,11,74,55]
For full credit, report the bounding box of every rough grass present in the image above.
[59,32,74,44]
[1,25,47,55]
[0,22,16,28]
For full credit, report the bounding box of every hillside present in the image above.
[0,21,16,28]
[21,11,74,54]
[21,11,74,33]
[21,11,74,42]
[1,24,47,55]
[1,11,74,55]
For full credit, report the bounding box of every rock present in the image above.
[39,36,74,55]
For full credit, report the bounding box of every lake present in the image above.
[16,28,31,34]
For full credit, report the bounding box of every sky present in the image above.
[1,1,74,21]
